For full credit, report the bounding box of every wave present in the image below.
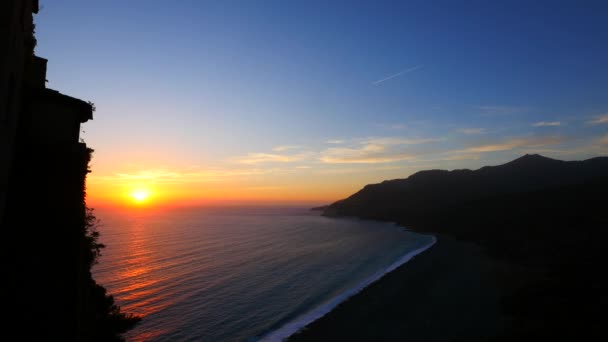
[258,234,437,342]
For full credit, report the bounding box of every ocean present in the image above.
[92,206,435,341]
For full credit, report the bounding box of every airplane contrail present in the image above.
[372,65,422,85]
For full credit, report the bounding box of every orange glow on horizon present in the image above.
[87,180,344,208]
[84,167,367,208]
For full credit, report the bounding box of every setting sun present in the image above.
[130,189,152,204]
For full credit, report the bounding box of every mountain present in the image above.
[323,154,608,222]
[320,154,608,340]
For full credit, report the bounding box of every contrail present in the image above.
[372,65,422,85]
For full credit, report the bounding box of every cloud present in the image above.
[518,134,608,156]
[319,136,441,164]
[235,152,312,164]
[532,121,561,127]
[440,153,481,161]
[321,144,414,164]
[375,123,407,130]
[587,114,608,125]
[88,167,277,185]
[314,165,405,175]
[458,136,564,153]
[364,137,443,145]
[457,128,486,135]
[272,145,301,152]
[477,105,529,116]
[388,123,407,130]
[372,65,422,85]
[326,137,440,145]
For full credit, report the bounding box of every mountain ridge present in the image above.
[318,153,608,340]
[324,154,608,218]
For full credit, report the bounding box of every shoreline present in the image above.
[288,233,515,341]
[259,234,437,342]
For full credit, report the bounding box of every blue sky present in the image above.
[35,0,608,204]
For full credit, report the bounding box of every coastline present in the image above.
[288,233,516,341]
[260,234,436,342]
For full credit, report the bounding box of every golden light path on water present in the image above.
[94,213,175,341]
[92,207,433,341]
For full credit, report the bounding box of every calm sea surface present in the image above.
[92,207,434,341]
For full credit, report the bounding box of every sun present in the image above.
[130,188,152,204]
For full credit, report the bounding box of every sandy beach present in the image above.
[289,234,517,341]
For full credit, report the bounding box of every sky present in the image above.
[35,0,608,206]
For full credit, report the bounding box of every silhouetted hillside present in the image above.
[321,154,608,340]
[324,154,608,222]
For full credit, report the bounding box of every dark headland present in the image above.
[291,154,608,341]
[1,2,139,340]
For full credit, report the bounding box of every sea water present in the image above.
[92,207,434,341]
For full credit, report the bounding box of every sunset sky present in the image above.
[35,0,608,206]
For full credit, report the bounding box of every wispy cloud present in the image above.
[272,145,301,152]
[458,136,564,153]
[326,139,345,144]
[375,123,407,130]
[477,105,529,116]
[587,114,608,125]
[532,121,561,127]
[364,137,443,145]
[235,152,312,164]
[516,133,608,157]
[88,167,278,185]
[457,128,486,135]
[319,135,440,164]
[389,123,407,130]
[440,153,481,161]
[314,165,405,175]
[372,65,422,85]
[321,144,414,164]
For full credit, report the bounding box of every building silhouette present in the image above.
[1,1,101,339]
